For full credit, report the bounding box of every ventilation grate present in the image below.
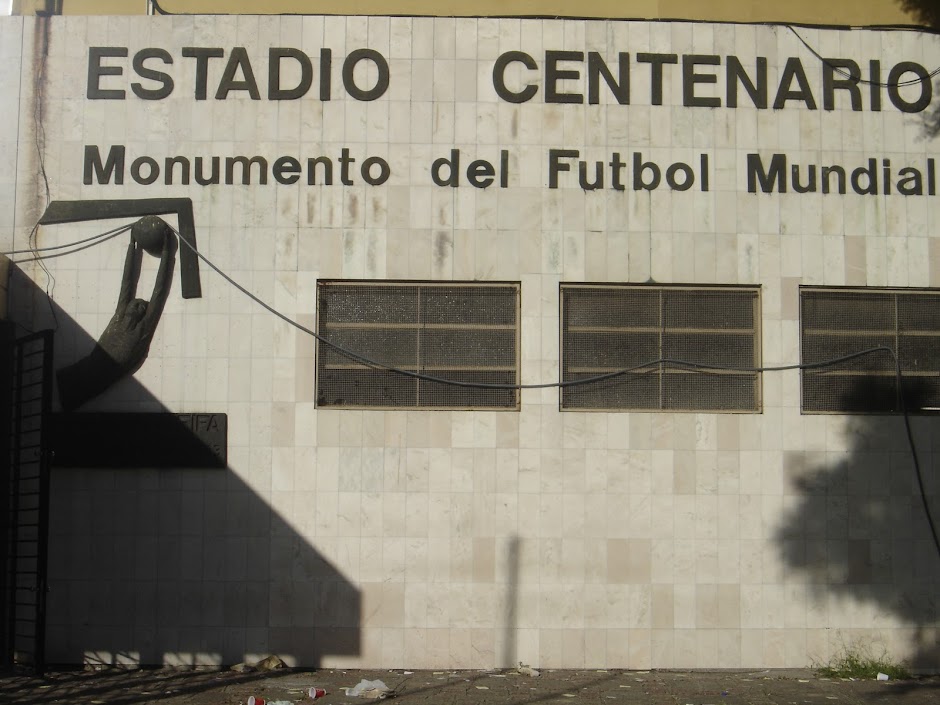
[317,282,519,409]
[801,288,940,413]
[561,285,761,412]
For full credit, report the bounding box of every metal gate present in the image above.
[5,331,53,675]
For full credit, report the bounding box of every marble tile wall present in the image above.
[4,14,940,670]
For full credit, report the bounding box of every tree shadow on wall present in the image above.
[897,0,940,29]
[5,258,361,671]
[896,0,940,139]
[776,378,940,671]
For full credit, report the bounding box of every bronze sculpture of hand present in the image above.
[57,216,177,411]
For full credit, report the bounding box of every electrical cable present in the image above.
[24,220,937,558]
[786,24,940,88]
[2,223,133,256]
[9,225,130,264]
[29,19,57,330]
[170,225,940,560]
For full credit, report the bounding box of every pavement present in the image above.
[2,666,940,705]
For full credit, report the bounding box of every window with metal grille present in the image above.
[316,281,520,409]
[560,284,761,412]
[801,287,940,413]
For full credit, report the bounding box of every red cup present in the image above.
[309,687,327,699]
[247,697,265,705]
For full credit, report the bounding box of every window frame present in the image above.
[559,283,763,413]
[800,285,940,414]
[315,279,521,411]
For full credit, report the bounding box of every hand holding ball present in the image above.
[131,216,172,257]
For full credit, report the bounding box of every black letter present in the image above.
[182,47,224,100]
[493,51,538,104]
[726,56,767,109]
[216,47,261,100]
[131,48,174,100]
[588,52,629,105]
[633,153,661,191]
[83,144,125,184]
[225,156,268,185]
[339,148,355,185]
[609,152,626,190]
[746,153,787,193]
[269,48,313,100]
[682,55,720,107]
[637,53,678,106]
[320,48,332,101]
[467,160,496,188]
[823,59,861,111]
[274,156,302,184]
[131,156,160,185]
[773,58,817,110]
[362,156,390,185]
[549,149,578,189]
[87,47,127,100]
[343,49,389,101]
[432,150,460,187]
[888,62,931,113]
[545,50,584,104]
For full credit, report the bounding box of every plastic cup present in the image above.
[309,687,327,699]
[247,697,266,705]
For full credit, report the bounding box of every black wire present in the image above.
[167,226,904,389]
[10,227,129,264]
[787,25,940,88]
[3,223,133,256]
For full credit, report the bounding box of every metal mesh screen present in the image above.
[317,282,519,409]
[801,288,940,412]
[561,285,761,412]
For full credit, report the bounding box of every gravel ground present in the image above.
[1,667,939,705]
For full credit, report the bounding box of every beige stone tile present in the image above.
[470,628,496,669]
[540,449,565,494]
[607,539,651,583]
[606,628,630,667]
[402,628,427,665]
[696,584,719,628]
[584,628,606,667]
[473,449,497,495]
[651,451,674,495]
[473,537,496,583]
[763,628,787,667]
[606,451,629,493]
[651,415,675,449]
[650,629,678,668]
[630,414,652,449]
[717,584,741,628]
[673,584,696,629]
[717,629,742,668]
[673,451,696,494]
[673,415,697,450]
[448,628,472,669]
[271,403,296,448]
[582,584,608,629]
[652,585,674,629]
[539,628,565,668]
[402,537,429,589]
[496,413,519,448]
[382,628,405,668]
[317,411,340,446]
[628,628,652,669]
[740,628,763,668]
[696,629,720,668]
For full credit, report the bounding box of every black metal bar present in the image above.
[38,199,202,299]
[4,330,53,677]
